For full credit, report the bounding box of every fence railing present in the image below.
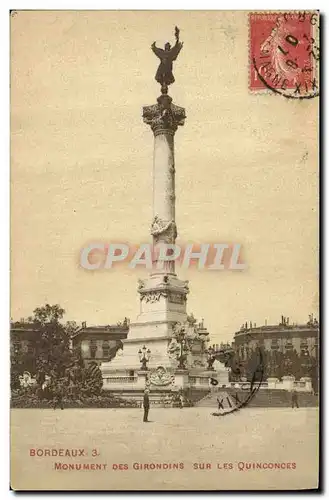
[105,376,137,384]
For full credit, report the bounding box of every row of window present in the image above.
[238,339,313,358]
[12,339,112,359]
[89,340,110,359]
[12,340,34,354]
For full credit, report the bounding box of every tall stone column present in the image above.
[100,31,210,381]
[143,94,186,275]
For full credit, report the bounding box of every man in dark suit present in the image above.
[291,389,299,408]
[143,389,150,422]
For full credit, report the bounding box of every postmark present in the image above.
[211,343,264,417]
[249,11,320,98]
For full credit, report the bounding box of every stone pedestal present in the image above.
[136,370,149,389]
[267,377,279,389]
[281,375,295,391]
[300,377,313,392]
[100,92,214,399]
[173,370,189,390]
[136,274,189,330]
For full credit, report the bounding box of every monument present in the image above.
[101,28,229,401]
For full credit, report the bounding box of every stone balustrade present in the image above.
[102,372,313,394]
[232,377,313,392]
[104,376,137,384]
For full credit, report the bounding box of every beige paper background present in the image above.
[10,10,319,491]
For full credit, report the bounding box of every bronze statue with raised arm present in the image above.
[151,26,183,94]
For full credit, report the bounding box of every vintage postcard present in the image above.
[10,10,320,491]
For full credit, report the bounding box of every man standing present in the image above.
[53,394,64,410]
[52,385,64,410]
[143,389,150,422]
[291,389,299,408]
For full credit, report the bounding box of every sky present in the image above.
[11,10,318,342]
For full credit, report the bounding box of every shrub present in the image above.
[10,388,139,409]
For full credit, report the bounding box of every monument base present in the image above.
[101,360,230,406]
[99,267,226,403]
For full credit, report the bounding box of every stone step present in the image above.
[195,389,319,408]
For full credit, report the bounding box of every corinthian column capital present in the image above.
[143,94,186,136]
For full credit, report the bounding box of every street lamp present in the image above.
[138,345,151,371]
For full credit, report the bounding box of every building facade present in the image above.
[72,321,129,366]
[232,315,319,359]
[10,321,38,357]
[10,320,129,370]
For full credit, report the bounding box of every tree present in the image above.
[244,347,264,381]
[10,348,21,390]
[82,362,103,397]
[64,358,103,399]
[33,304,65,324]
[65,320,80,338]
[11,304,104,400]
[32,304,73,384]
[10,339,37,390]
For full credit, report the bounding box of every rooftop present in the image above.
[10,320,129,338]
[234,315,319,338]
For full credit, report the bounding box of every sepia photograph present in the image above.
[10,9,319,491]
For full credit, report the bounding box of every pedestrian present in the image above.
[52,393,64,410]
[52,383,64,410]
[143,389,150,422]
[291,389,299,408]
[179,393,184,409]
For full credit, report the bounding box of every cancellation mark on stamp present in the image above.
[249,11,320,99]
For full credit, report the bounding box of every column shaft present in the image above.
[153,132,175,238]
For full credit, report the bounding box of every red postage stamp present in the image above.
[249,11,320,98]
